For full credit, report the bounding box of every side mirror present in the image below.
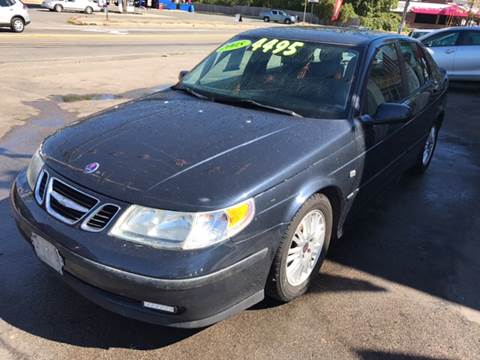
[363,103,412,125]
[178,70,189,81]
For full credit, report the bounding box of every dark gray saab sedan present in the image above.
[11,27,448,328]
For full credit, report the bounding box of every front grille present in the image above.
[34,170,49,204]
[81,204,120,232]
[45,178,99,225]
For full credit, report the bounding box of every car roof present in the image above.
[418,26,480,40]
[424,26,480,34]
[242,26,406,47]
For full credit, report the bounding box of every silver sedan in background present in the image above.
[420,27,480,81]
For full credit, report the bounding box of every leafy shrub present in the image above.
[360,12,401,32]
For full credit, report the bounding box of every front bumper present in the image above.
[10,172,279,328]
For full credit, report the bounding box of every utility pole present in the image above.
[467,0,477,26]
[303,0,308,23]
[398,0,411,33]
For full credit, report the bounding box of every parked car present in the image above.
[420,26,480,81]
[42,0,101,13]
[408,28,434,39]
[259,9,296,24]
[12,27,448,328]
[0,0,30,33]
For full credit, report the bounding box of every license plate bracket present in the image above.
[31,233,64,274]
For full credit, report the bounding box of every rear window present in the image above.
[459,31,480,46]
[399,42,431,94]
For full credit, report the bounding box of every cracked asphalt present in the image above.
[1,11,480,360]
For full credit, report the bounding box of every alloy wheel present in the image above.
[422,126,437,166]
[13,19,24,32]
[286,209,326,286]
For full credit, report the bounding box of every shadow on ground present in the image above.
[355,349,453,360]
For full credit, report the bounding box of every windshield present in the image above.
[178,35,360,119]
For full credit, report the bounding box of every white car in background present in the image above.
[420,27,480,81]
[42,0,100,14]
[0,0,30,32]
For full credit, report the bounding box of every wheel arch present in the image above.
[282,180,345,239]
[435,110,445,130]
[11,15,26,24]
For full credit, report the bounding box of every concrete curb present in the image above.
[67,15,271,29]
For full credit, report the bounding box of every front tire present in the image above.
[412,125,438,174]
[263,16,270,22]
[54,4,63,12]
[85,6,93,14]
[11,17,25,33]
[267,193,333,302]
[284,18,292,24]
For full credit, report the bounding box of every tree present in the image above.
[339,3,358,24]
[345,0,398,17]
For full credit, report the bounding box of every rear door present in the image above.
[397,41,437,152]
[454,30,480,80]
[422,30,461,74]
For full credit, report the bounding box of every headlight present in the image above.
[26,147,44,190]
[110,199,255,250]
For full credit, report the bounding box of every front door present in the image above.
[422,30,461,75]
[0,0,13,24]
[65,0,80,10]
[353,42,407,207]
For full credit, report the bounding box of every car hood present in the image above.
[42,89,353,211]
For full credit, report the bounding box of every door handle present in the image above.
[445,49,455,54]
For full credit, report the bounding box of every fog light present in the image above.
[143,301,177,313]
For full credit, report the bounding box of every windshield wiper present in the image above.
[215,97,303,118]
[171,85,209,100]
[239,99,303,118]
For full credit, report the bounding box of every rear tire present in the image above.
[266,193,333,302]
[263,16,270,22]
[54,4,63,12]
[85,6,93,14]
[411,124,438,174]
[10,17,25,33]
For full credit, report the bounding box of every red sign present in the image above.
[331,0,343,21]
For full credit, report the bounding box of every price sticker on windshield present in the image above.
[217,39,252,53]
[251,38,304,56]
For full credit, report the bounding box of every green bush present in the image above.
[339,3,358,24]
[360,12,401,32]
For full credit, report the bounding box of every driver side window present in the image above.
[364,43,403,116]
[423,31,460,47]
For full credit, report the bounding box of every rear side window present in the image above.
[364,43,403,116]
[422,48,443,83]
[459,31,480,46]
[423,31,460,47]
[399,42,431,94]
[0,0,11,6]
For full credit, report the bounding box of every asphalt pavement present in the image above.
[0,9,479,360]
